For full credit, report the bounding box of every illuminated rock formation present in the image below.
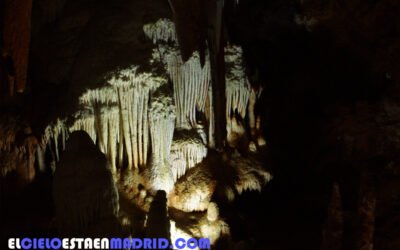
[225,45,266,148]
[169,202,230,248]
[226,116,246,148]
[143,18,177,44]
[148,88,176,193]
[225,151,272,195]
[43,118,68,163]
[170,129,207,182]
[109,67,165,170]
[168,150,272,213]
[144,19,211,130]
[37,13,271,245]
[170,220,200,250]
[169,164,216,212]
[225,45,251,123]
[70,67,167,171]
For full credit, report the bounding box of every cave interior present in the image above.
[1,0,400,249]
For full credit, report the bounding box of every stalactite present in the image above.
[71,66,166,171]
[164,48,211,129]
[0,117,19,152]
[107,108,120,173]
[117,87,134,169]
[225,45,250,120]
[144,19,211,130]
[170,129,207,182]
[36,144,46,173]
[73,106,121,173]
[43,118,69,163]
[143,18,177,44]
[70,109,97,143]
[225,45,251,147]
[225,151,272,194]
[224,45,266,149]
[77,87,118,156]
[108,67,166,170]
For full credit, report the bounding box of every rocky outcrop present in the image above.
[53,131,120,236]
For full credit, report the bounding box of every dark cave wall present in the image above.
[2,0,32,94]
[28,0,172,131]
[226,0,400,249]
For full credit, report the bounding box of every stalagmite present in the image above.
[356,171,376,250]
[248,88,258,138]
[256,115,266,146]
[226,116,245,148]
[170,129,207,182]
[169,164,217,212]
[199,202,230,246]
[247,86,266,149]
[207,202,219,222]
[170,201,229,247]
[145,190,171,240]
[321,182,343,250]
[53,131,119,236]
[148,88,176,193]
[170,221,199,250]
